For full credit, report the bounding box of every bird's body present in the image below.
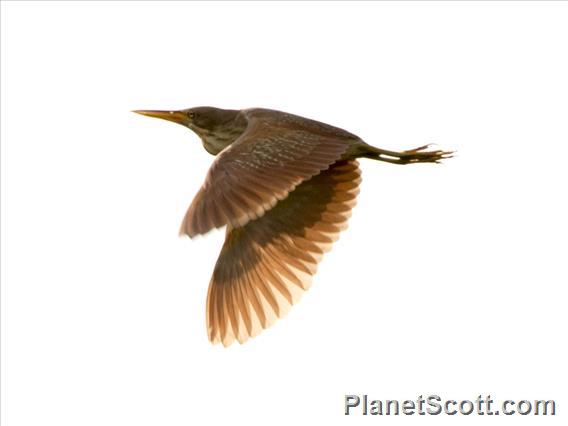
[134,106,452,346]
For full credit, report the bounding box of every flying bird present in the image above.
[134,107,452,346]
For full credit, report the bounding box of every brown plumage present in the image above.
[134,107,452,346]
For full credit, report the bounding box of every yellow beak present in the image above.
[132,110,188,126]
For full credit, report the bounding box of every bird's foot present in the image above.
[369,144,454,165]
[398,144,454,164]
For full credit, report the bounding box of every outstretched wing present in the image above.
[180,110,356,237]
[206,160,361,346]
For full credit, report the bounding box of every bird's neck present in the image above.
[200,114,248,155]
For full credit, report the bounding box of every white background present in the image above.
[2,2,567,425]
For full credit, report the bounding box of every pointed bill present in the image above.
[133,110,188,126]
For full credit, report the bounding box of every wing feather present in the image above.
[206,160,361,346]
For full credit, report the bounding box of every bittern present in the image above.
[134,107,452,347]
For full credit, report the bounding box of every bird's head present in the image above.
[133,106,247,155]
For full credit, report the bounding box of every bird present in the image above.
[133,106,452,347]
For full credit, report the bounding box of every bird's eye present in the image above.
[188,112,195,119]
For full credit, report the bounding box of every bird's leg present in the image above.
[365,144,453,165]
